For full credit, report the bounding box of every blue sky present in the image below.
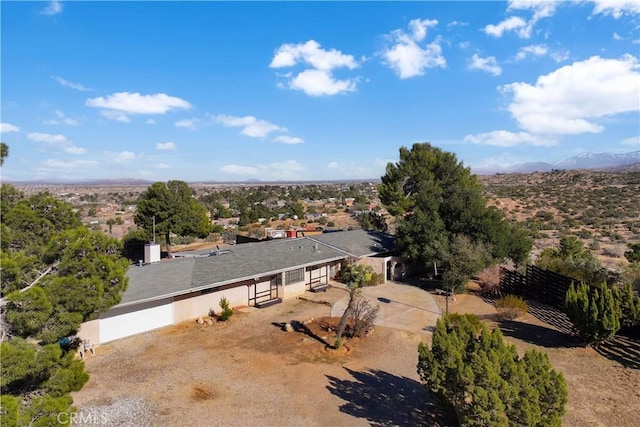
[1,0,639,182]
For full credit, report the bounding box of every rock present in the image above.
[206,319,213,326]
[197,318,204,325]
[284,323,294,332]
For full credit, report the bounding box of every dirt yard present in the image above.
[72,287,450,426]
[436,292,640,427]
[73,285,640,426]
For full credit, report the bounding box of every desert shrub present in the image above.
[495,295,529,320]
[326,221,335,227]
[418,315,567,426]
[578,229,593,239]
[535,210,554,221]
[349,290,380,337]
[602,245,626,258]
[445,313,484,333]
[218,297,233,321]
[364,271,384,286]
[476,265,501,296]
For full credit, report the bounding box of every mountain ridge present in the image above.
[473,150,640,175]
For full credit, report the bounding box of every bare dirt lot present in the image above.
[73,287,448,427]
[73,285,640,427]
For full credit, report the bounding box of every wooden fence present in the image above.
[499,265,577,309]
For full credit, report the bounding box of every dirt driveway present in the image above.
[331,281,441,335]
[72,285,450,426]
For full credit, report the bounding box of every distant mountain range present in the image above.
[5,151,639,185]
[473,150,640,175]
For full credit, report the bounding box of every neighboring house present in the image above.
[78,229,399,345]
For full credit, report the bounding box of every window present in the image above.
[285,268,305,285]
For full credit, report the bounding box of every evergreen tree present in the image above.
[1,186,128,423]
[134,180,210,257]
[565,282,621,344]
[418,314,567,426]
[379,143,532,291]
[612,283,639,330]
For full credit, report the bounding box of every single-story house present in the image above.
[78,229,400,345]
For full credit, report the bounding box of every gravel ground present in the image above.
[73,286,640,426]
[72,285,452,427]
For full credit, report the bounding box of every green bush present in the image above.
[565,282,621,344]
[495,295,529,320]
[418,315,567,426]
[219,297,233,321]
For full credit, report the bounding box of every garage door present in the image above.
[99,299,173,343]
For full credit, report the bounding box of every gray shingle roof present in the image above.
[309,229,396,257]
[120,230,396,307]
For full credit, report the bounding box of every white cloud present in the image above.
[86,92,191,122]
[620,136,640,147]
[104,150,137,163]
[174,118,200,130]
[550,50,570,63]
[485,0,560,39]
[464,130,556,147]
[273,135,304,144]
[501,55,640,135]
[145,119,156,125]
[514,44,548,61]
[468,54,502,76]
[27,132,86,154]
[44,110,78,125]
[41,1,63,16]
[328,161,338,169]
[51,76,91,91]
[590,0,640,18]
[157,163,170,169]
[270,40,358,70]
[0,123,20,133]
[212,114,285,138]
[221,164,258,175]
[41,159,99,169]
[613,32,624,41]
[408,18,439,42]
[381,19,446,79]
[270,40,360,97]
[155,142,176,151]
[484,16,528,38]
[99,110,131,123]
[287,69,358,96]
[27,132,67,144]
[507,0,559,18]
[447,21,469,28]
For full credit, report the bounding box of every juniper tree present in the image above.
[565,282,621,344]
[418,314,567,426]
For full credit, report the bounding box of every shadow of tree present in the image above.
[526,300,574,335]
[497,319,576,348]
[480,296,575,336]
[594,334,640,370]
[326,367,457,427]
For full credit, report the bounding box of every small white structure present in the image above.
[144,242,161,264]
